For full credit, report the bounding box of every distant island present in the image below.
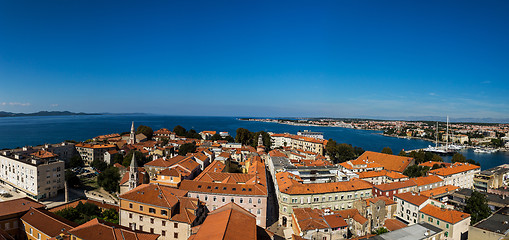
[0,111,101,117]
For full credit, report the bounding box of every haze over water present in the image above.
[0,115,507,170]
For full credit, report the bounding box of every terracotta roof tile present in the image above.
[21,208,78,237]
[420,204,470,224]
[374,179,417,191]
[394,192,429,206]
[410,175,443,187]
[383,219,407,231]
[68,218,159,240]
[0,197,45,217]
[277,173,372,195]
[119,184,188,208]
[355,151,414,172]
[429,162,480,176]
[420,185,459,198]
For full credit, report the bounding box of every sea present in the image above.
[0,114,507,170]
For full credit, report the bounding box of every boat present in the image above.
[424,117,456,155]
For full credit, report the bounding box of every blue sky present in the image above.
[0,1,508,119]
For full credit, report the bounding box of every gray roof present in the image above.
[455,188,509,206]
[364,222,443,240]
[472,207,509,235]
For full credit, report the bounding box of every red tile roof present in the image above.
[68,218,159,240]
[355,151,414,172]
[293,208,347,232]
[383,219,407,231]
[394,192,429,206]
[420,204,470,224]
[0,197,45,217]
[21,208,78,238]
[420,185,459,198]
[373,179,417,191]
[429,162,480,176]
[119,184,188,208]
[191,202,257,240]
[410,175,443,187]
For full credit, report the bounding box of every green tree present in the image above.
[398,150,407,156]
[235,128,253,145]
[68,154,84,168]
[100,208,119,224]
[123,150,148,167]
[173,125,187,136]
[97,167,121,193]
[451,153,467,163]
[326,140,358,164]
[224,135,235,143]
[161,137,169,146]
[179,142,197,156]
[65,170,81,188]
[211,133,223,141]
[91,159,108,172]
[110,154,124,165]
[373,227,388,235]
[403,165,430,178]
[491,138,503,148]
[136,125,154,140]
[381,147,393,155]
[464,191,491,225]
[185,129,202,139]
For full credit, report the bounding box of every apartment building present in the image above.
[419,204,470,240]
[275,172,373,227]
[473,164,509,192]
[356,170,408,185]
[412,175,445,192]
[119,184,206,240]
[0,151,65,200]
[394,192,436,225]
[270,133,327,155]
[179,156,269,227]
[75,143,116,164]
[429,162,481,189]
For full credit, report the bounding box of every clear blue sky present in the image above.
[1,0,508,119]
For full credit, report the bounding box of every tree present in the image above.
[110,154,124,165]
[91,159,108,172]
[398,150,407,156]
[464,191,491,225]
[185,129,202,139]
[491,138,503,148]
[97,166,121,193]
[432,163,446,170]
[65,170,81,188]
[123,150,148,167]
[161,137,169,146]
[403,165,430,178]
[68,154,84,168]
[252,131,271,150]
[136,125,154,140]
[451,153,467,163]
[179,142,197,156]
[326,140,358,164]
[381,147,393,155]
[101,208,119,224]
[373,227,388,235]
[211,133,223,141]
[235,128,252,145]
[224,135,235,143]
[173,125,187,137]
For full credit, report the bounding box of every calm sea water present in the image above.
[0,114,507,169]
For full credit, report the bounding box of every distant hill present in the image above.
[0,111,101,117]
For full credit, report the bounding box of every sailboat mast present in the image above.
[435,122,438,148]
[446,116,449,150]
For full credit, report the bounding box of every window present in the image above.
[174,233,179,238]
[139,216,143,221]
[446,223,449,228]
[162,221,166,226]
[421,214,424,218]
[240,198,243,203]
[436,220,440,225]
[150,218,154,224]
[139,225,143,231]
[445,232,448,237]
[258,199,261,204]
[150,228,154,233]
[29,228,33,235]
[149,208,156,213]
[174,223,178,228]
[140,206,143,211]
[162,230,166,236]
[129,203,133,208]
[37,233,41,240]
[213,196,217,201]
[129,213,133,218]
[257,209,261,215]
[249,198,252,203]
[161,210,168,216]
[222,197,225,202]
